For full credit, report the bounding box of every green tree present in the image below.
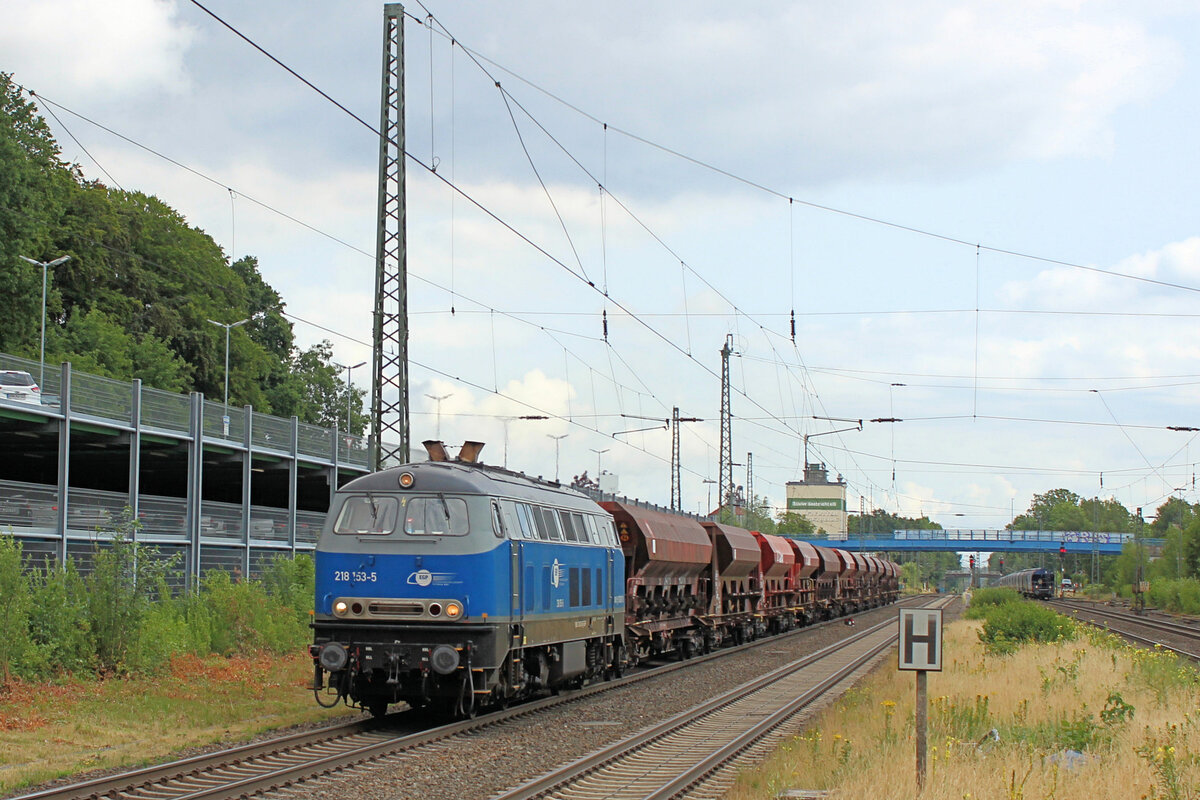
[776,512,815,536]
[0,73,73,356]
[0,75,362,430]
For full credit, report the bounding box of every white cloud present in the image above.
[2,0,195,99]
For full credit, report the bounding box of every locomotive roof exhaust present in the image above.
[422,440,485,464]
[458,441,485,463]
[423,440,449,462]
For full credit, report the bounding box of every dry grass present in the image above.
[726,617,1200,799]
[0,652,356,793]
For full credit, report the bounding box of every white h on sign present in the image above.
[898,608,943,671]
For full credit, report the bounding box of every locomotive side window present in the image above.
[569,512,589,543]
[558,510,579,542]
[538,507,564,541]
[598,517,617,546]
[514,503,536,539]
[491,501,505,538]
[528,506,550,540]
[583,514,598,544]
[403,496,470,536]
[333,495,400,535]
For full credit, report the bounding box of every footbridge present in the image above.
[818,529,1162,555]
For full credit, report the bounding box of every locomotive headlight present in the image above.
[399,472,415,488]
[333,600,349,616]
[445,601,463,619]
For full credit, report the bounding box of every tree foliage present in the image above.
[0,73,364,432]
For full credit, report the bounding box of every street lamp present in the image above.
[501,414,548,467]
[547,433,569,482]
[335,361,366,433]
[207,315,255,423]
[425,393,453,440]
[589,447,609,478]
[19,255,70,389]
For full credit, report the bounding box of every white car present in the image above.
[0,370,41,405]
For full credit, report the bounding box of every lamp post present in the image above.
[336,361,366,433]
[19,255,70,389]
[207,316,254,432]
[548,433,568,482]
[501,414,549,467]
[589,447,609,479]
[425,393,453,440]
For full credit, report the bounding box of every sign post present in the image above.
[899,608,943,789]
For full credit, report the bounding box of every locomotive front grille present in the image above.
[368,601,425,616]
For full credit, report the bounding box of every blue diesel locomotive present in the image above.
[310,441,625,717]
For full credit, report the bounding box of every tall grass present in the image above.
[727,613,1200,800]
[0,529,314,683]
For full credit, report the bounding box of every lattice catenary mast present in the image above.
[718,335,734,512]
[371,3,410,469]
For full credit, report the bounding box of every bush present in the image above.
[964,587,1021,618]
[85,519,182,673]
[26,560,93,675]
[0,527,314,685]
[259,553,315,626]
[1146,578,1200,615]
[199,569,309,656]
[0,535,32,682]
[976,599,1077,655]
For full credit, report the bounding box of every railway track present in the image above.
[14,597,942,800]
[1048,599,1200,659]
[495,595,955,800]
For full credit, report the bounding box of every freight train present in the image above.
[309,441,899,717]
[990,567,1054,599]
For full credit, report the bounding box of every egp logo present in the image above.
[551,559,563,588]
[409,569,433,587]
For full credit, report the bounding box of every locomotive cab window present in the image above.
[333,495,400,535]
[403,496,470,536]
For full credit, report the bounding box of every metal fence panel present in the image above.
[252,411,292,452]
[141,387,190,433]
[200,500,244,541]
[71,372,133,423]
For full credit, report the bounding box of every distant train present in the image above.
[309,441,900,717]
[991,567,1054,599]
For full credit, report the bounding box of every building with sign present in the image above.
[785,463,847,537]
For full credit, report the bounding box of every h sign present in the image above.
[898,609,943,671]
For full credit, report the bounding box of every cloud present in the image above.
[2,0,195,99]
[433,1,1179,185]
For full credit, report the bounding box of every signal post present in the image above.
[899,608,943,789]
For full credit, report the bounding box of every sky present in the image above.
[5,0,1200,530]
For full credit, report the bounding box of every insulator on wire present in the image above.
[790,309,796,343]
[602,309,608,341]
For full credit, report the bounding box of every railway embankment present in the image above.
[728,592,1200,800]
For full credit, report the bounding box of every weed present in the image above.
[933,693,992,741]
[1130,646,1199,707]
[1100,690,1135,726]
[1136,724,1194,800]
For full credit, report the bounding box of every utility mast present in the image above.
[746,452,753,516]
[671,407,681,511]
[371,3,410,469]
[718,335,734,513]
[670,407,702,511]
